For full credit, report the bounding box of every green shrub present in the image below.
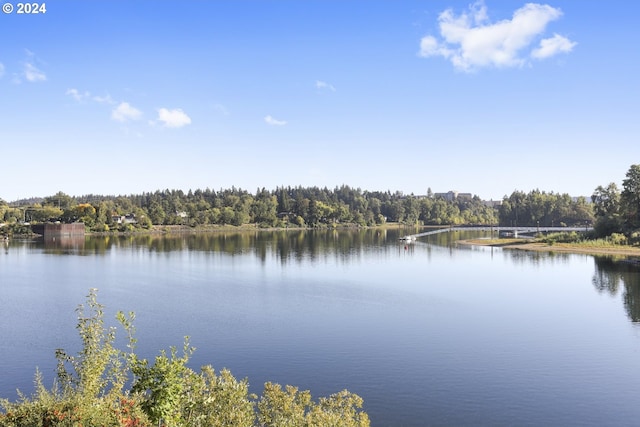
[628,231,640,246]
[258,383,370,427]
[0,290,369,427]
[537,232,581,244]
[609,233,628,245]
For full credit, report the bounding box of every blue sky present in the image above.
[1,0,638,202]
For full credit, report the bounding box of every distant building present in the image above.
[572,196,591,204]
[434,191,472,202]
[482,200,502,208]
[111,214,137,224]
[31,222,85,237]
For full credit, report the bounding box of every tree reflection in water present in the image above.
[31,229,640,323]
[592,257,640,322]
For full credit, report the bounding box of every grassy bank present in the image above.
[459,238,640,257]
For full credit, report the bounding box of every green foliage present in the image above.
[258,383,311,426]
[592,183,620,217]
[6,185,500,232]
[499,190,594,227]
[2,223,34,237]
[258,383,370,427]
[592,164,640,239]
[0,289,150,427]
[538,232,635,248]
[182,366,255,427]
[27,206,64,223]
[131,340,195,426]
[2,206,21,223]
[593,214,623,238]
[609,233,628,245]
[44,192,74,210]
[621,164,640,230]
[537,232,582,244]
[307,390,369,427]
[0,290,369,427]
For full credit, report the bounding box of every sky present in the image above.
[1,0,638,202]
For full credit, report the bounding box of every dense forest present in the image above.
[1,185,500,231]
[0,165,638,237]
[0,184,594,232]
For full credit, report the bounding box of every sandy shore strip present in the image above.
[458,239,640,257]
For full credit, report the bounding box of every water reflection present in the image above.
[502,247,575,266]
[43,235,86,254]
[428,230,578,267]
[592,257,640,322]
[24,228,399,261]
[6,228,640,323]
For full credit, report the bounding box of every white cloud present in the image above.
[531,33,577,59]
[93,94,116,105]
[24,62,46,82]
[156,108,191,128]
[264,115,287,126]
[13,50,47,83]
[66,88,91,102]
[0,63,4,78]
[419,1,575,72]
[111,102,142,122]
[69,89,192,130]
[316,80,336,92]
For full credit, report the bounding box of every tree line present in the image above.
[497,191,594,228]
[1,186,499,231]
[591,164,640,240]
[1,164,638,237]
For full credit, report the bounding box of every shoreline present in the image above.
[6,221,416,239]
[86,222,407,236]
[458,238,640,257]
[9,223,640,259]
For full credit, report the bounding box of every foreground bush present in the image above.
[0,289,369,427]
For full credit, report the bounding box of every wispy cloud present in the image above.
[316,80,336,92]
[111,102,143,122]
[213,103,229,115]
[66,88,91,102]
[156,108,191,128]
[93,94,116,105]
[21,49,47,82]
[24,63,47,82]
[419,1,576,72]
[264,115,287,126]
[11,50,47,83]
[66,88,115,105]
[0,63,4,79]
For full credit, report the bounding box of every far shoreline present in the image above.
[9,224,640,260]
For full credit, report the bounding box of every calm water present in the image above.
[1,229,640,426]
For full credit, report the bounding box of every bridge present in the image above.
[399,226,592,241]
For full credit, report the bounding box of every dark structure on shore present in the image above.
[31,223,85,237]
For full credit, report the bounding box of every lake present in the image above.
[1,229,640,426]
